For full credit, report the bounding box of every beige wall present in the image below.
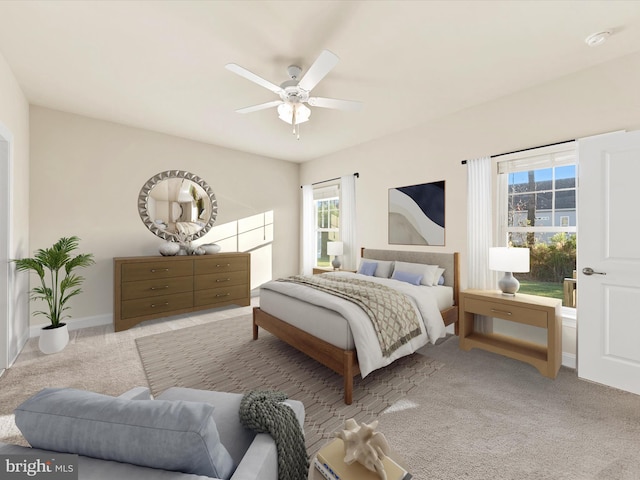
[0,50,30,364]
[301,51,640,358]
[29,107,300,326]
[301,51,640,286]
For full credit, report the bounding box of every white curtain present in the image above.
[467,157,496,332]
[301,184,315,275]
[340,175,357,271]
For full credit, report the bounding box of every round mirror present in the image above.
[138,170,218,240]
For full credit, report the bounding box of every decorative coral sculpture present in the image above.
[335,418,391,480]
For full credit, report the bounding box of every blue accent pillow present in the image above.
[391,270,423,285]
[14,388,235,479]
[438,275,445,285]
[358,261,378,276]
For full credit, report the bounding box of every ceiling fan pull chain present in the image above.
[292,105,297,134]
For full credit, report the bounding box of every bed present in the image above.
[253,248,460,404]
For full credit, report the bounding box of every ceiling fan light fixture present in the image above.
[277,103,310,125]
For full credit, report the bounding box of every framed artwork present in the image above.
[388,180,445,246]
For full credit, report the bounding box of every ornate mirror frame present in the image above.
[138,170,218,241]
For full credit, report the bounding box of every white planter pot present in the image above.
[39,323,69,354]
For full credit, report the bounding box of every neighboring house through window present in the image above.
[497,142,577,307]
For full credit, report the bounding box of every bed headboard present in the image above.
[361,248,460,305]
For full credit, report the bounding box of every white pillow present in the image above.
[359,259,394,278]
[434,267,445,286]
[393,261,438,287]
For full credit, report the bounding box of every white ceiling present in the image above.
[1,1,640,163]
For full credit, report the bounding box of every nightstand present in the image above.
[459,289,562,378]
[312,267,356,275]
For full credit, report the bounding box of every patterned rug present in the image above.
[135,314,444,455]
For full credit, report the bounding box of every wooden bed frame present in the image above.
[253,248,460,405]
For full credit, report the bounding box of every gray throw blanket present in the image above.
[239,390,309,480]
[278,274,422,356]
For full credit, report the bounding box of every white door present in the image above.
[577,130,640,395]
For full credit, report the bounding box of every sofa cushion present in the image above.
[14,388,235,479]
[156,387,305,469]
[0,443,216,480]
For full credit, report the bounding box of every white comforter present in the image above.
[260,272,446,377]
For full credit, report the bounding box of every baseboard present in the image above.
[562,352,576,369]
[29,314,112,338]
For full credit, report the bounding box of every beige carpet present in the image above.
[3,305,640,479]
[135,314,444,455]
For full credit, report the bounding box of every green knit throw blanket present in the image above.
[239,390,309,480]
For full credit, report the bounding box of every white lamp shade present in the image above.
[327,241,343,256]
[277,103,310,125]
[489,247,530,273]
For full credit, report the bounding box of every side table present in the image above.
[312,267,357,275]
[459,289,562,378]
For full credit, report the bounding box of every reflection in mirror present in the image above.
[138,170,217,241]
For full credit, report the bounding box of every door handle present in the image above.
[582,267,606,276]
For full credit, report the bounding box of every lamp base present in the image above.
[498,272,520,295]
[332,256,342,270]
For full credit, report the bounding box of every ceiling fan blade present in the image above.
[235,100,283,114]
[297,50,339,92]
[225,63,283,94]
[308,97,363,111]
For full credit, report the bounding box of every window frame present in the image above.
[313,183,341,268]
[495,143,578,307]
[496,143,577,245]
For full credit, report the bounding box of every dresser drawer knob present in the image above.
[150,268,170,273]
[150,285,169,290]
[216,264,231,268]
[216,278,231,282]
[151,302,169,308]
[216,293,231,297]
[491,308,512,316]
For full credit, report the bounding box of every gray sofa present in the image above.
[0,386,305,480]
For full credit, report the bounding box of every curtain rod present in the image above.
[300,172,359,188]
[460,139,575,165]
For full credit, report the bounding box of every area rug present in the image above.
[135,314,443,454]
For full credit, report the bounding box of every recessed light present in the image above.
[585,30,612,47]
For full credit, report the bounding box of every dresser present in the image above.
[114,253,250,332]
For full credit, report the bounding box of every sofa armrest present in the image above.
[117,387,152,400]
[230,399,305,480]
[230,433,277,480]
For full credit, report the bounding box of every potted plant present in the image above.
[13,236,95,354]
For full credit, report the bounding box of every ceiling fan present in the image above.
[225,50,362,139]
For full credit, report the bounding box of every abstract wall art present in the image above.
[388,180,445,246]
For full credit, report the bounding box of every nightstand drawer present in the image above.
[464,297,548,328]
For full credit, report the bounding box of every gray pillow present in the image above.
[14,388,235,480]
[359,259,394,278]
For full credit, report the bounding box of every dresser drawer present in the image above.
[121,292,194,319]
[464,297,548,328]
[121,276,193,300]
[194,285,248,307]
[122,260,193,282]
[194,271,247,291]
[194,256,247,275]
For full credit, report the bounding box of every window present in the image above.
[497,144,577,305]
[314,184,340,267]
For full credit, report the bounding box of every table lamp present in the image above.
[327,241,344,270]
[489,247,530,295]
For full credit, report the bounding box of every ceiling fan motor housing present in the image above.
[279,79,309,104]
